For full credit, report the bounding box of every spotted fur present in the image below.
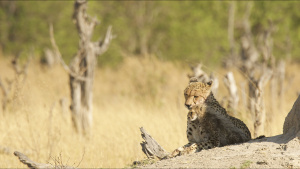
[170,80,251,158]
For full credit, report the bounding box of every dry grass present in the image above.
[0,55,299,168]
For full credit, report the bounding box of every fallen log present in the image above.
[14,151,76,169]
[14,151,52,169]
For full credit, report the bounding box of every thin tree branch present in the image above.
[95,25,113,56]
[49,23,87,81]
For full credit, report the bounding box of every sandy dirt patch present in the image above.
[142,136,300,168]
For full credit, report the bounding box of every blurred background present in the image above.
[0,1,300,168]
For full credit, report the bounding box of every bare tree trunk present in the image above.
[239,2,274,137]
[252,69,272,138]
[70,0,113,135]
[224,72,239,115]
[50,0,113,135]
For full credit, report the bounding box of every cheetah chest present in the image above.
[186,120,210,143]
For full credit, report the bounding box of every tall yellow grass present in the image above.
[0,56,299,168]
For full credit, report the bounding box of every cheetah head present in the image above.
[184,78,213,110]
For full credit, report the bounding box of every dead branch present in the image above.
[95,25,114,56]
[14,151,76,169]
[49,24,87,81]
[53,0,113,135]
[251,67,273,137]
[140,127,169,159]
[14,151,52,169]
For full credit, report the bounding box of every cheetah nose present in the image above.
[185,104,191,109]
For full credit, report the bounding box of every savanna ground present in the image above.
[0,54,299,168]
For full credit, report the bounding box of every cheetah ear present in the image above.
[189,77,199,83]
[206,80,213,86]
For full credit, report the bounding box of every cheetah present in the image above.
[169,79,251,157]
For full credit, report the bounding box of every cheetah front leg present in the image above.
[169,142,198,158]
[169,138,221,158]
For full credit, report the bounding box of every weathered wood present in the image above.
[50,0,113,135]
[250,68,272,138]
[224,72,239,115]
[14,151,76,169]
[238,3,275,138]
[14,151,52,169]
[140,127,169,159]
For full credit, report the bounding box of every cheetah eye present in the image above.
[194,96,199,99]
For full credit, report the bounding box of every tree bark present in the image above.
[224,72,239,115]
[251,68,272,138]
[14,151,53,169]
[140,127,170,159]
[68,0,112,135]
[50,0,113,135]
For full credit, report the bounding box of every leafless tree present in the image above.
[239,2,273,137]
[50,0,113,135]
